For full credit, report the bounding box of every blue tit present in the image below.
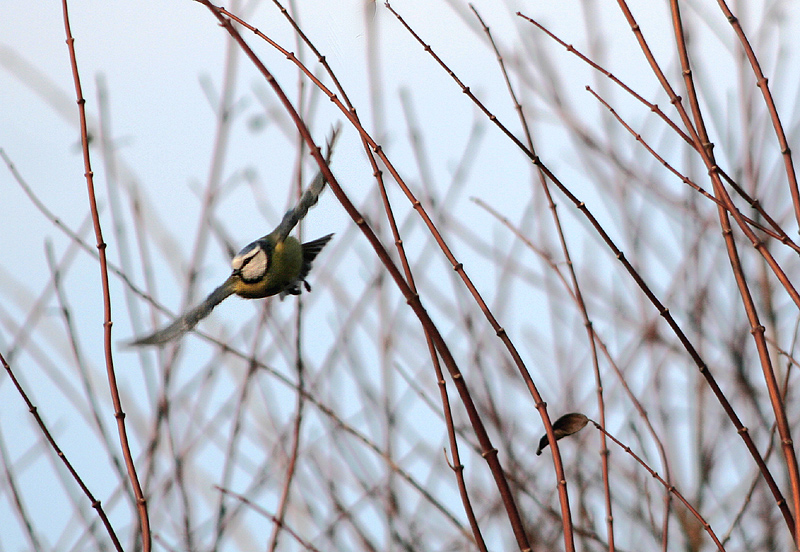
[129,126,339,347]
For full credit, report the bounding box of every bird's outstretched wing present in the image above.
[272,124,341,243]
[127,277,236,346]
[128,124,340,347]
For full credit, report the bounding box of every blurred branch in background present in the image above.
[2,0,800,550]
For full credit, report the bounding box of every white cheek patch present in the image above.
[232,242,258,271]
[240,250,268,282]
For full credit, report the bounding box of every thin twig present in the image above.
[60,1,150,549]
[665,0,800,542]
[715,0,800,230]
[384,0,795,539]
[269,1,489,547]
[196,3,534,549]
[0,350,124,551]
[517,11,800,255]
[216,486,322,552]
[593,421,727,551]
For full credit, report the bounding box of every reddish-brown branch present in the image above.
[197,2,533,549]
[593,421,727,551]
[667,0,800,542]
[584,85,797,251]
[516,11,800,256]
[1,350,124,551]
[382,0,796,539]
[60,1,150,549]
[471,3,607,549]
[715,0,800,231]
[269,1,488,547]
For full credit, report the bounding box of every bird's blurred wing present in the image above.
[274,124,341,242]
[127,278,236,347]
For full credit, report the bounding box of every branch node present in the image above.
[480,448,498,459]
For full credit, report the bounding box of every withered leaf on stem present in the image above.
[536,412,589,456]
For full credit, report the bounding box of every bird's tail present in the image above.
[279,233,334,299]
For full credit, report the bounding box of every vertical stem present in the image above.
[60,1,150,550]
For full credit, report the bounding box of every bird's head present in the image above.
[231,240,270,283]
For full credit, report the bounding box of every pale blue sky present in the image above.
[2,1,800,550]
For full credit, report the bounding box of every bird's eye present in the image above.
[232,242,259,271]
[232,242,269,283]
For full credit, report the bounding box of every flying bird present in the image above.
[129,127,339,346]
